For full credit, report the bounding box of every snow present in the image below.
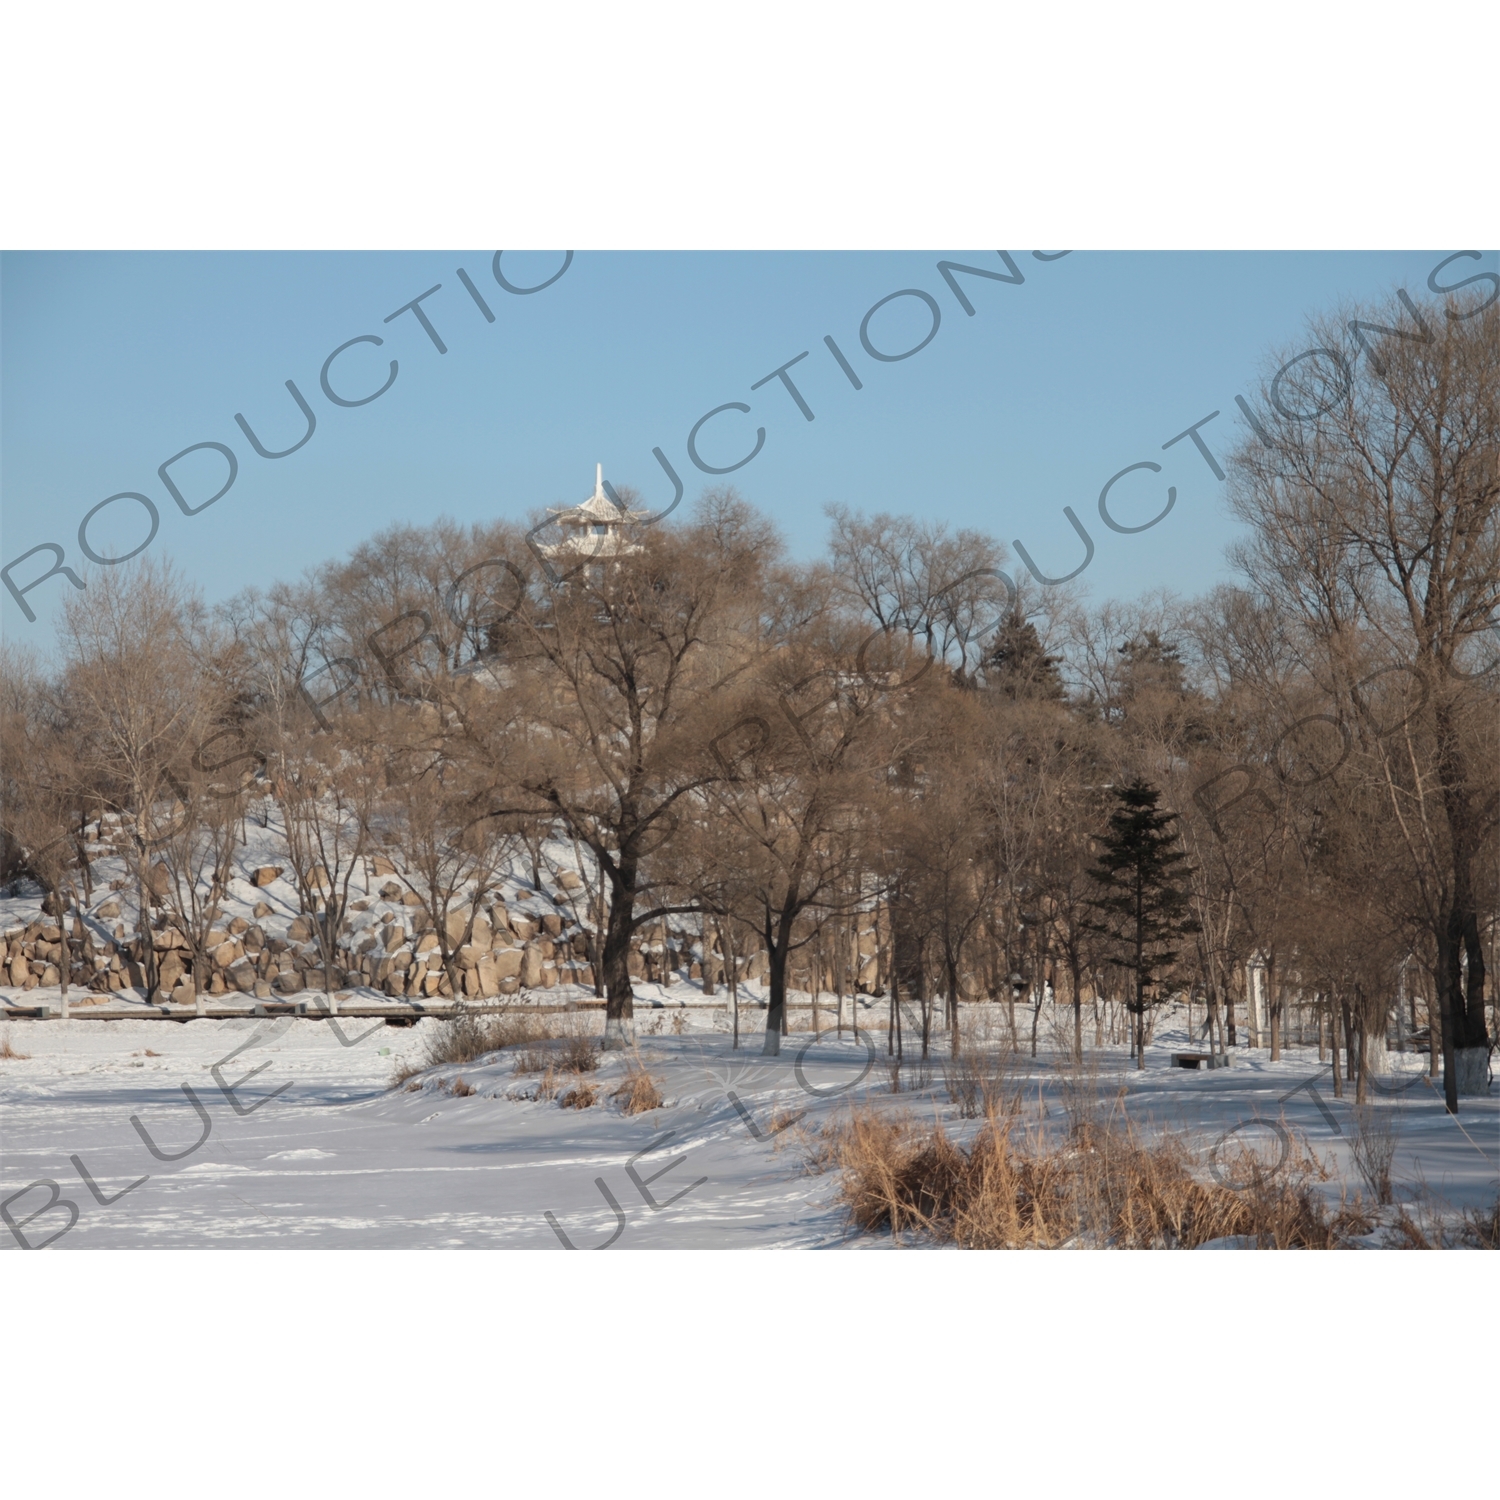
[3,998,1494,1249]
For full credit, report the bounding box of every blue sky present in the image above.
[3,249,1494,642]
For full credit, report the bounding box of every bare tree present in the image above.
[1229,285,1499,1110]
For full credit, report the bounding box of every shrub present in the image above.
[612,1066,663,1115]
[1349,1103,1399,1206]
[391,1007,558,1088]
[824,1104,1338,1249]
[559,1082,598,1109]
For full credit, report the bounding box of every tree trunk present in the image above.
[945,955,961,1059]
[1338,1002,1350,1098]
[600,861,637,1050]
[1268,957,1281,1062]
[701,914,715,997]
[722,920,741,1051]
[762,902,797,1057]
[1069,954,1083,1063]
[1355,1004,1369,1106]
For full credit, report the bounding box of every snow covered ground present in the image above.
[2,995,1495,1250]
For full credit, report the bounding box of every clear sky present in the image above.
[3,249,1494,643]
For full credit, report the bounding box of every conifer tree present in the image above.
[1086,778,1200,1068]
[986,611,1064,701]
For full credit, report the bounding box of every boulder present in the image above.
[379,881,402,899]
[96,900,121,920]
[370,855,397,877]
[490,947,522,981]
[213,940,238,968]
[383,925,407,953]
[557,871,583,891]
[520,943,544,988]
[227,917,249,936]
[542,913,563,937]
[252,866,284,887]
[415,932,439,955]
[287,916,313,943]
[148,862,171,898]
[497,975,520,995]
[252,901,273,918]
[510,916,535,941]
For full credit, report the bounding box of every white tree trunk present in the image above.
[1454,1047,1489,1096]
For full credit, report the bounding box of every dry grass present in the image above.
[0,1031,30,1061]
[393,1006,560,1089]
[423,1007,555,1069]
[559,1081,598,1109]
[1459,1198,1500,1249]
[943,1022,1020,1120]
[612,1065,664,1115]
[556,1028,600,1073]
[449,1076,476,1098]
[511,1044,554,1076]
[1387,1209,1434,1249]
[822,1103,1340,1249]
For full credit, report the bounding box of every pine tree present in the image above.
[1086,778,1200,1068]
[986,612,1064,701]
[1116,630,1185,700]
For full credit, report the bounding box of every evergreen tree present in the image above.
[1117,630,1185,699]
[1086,778,1200,1068]
[986,612,1065,701]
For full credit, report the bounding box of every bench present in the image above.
[1169,1052,1231,1070]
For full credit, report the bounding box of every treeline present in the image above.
[2,287,1495,1109]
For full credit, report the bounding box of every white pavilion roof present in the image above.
[546,463,650,524]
